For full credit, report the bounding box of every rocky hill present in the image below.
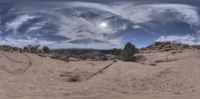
[143,42,191,52]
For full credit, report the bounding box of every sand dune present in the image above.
[0,49,200,99]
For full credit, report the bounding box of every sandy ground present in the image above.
[0,49,200,98]
[1,94,200,99]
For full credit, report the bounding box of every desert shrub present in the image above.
[51,51,70,62]
[24,44,40,53]
[155,42,161,45]
[43,46,50,54]
[154,42,164,46]
[155,60,165,63]
[80,56,87,60]
[23,47,29,52]
[68,75,81,82]
[191,45,200,50]
[51,54,60,60]
[108,48,122,56]
[0,45,20,52]
[181,44,190,49]
[163,48,171,51]
[62,56,69,62]
[155,58,178,63]
[120,42,138,61]
[91,56,95,59]
[101,56,108,61]
[19,48,23,53]
[29,45,40,53]
[149,63,157,66]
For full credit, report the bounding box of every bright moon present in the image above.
[99,22,108,28]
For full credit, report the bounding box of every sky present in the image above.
[0,0,200,49]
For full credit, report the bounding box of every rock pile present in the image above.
[144,42,190,52]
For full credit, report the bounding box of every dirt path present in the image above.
[22,53,32,73]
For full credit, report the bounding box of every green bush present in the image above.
[23,44,40,53]
[0,45,20,52]
[43,46,50,54]
[30,45,40,53]
[120,42,138,61]
[23,47,29,52]
[108,48,122,56]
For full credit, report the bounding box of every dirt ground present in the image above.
[0,49,200,98]
[1,95,200,99]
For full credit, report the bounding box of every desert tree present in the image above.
[120,42,138,61]
[23,44,40,53]
[43,46,50,54]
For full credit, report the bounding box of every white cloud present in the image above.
[26,26,41,33]
[111,3,200,34]
[157,34,200,45]
[0,37,52,47]
[57,2,200,38]
[0,37,123,49]
[2,2,200,48]
[57,3,200,45]
[132,25,141,29]
[6,15,36,32]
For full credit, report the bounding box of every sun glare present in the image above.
[99,22,108,28]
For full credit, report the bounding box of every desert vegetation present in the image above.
[43,46,50,54]
[0,45,21,52]
[106,48,122,56]
[0,42,200,63]
[23,44,41,53]
[119,42,138,61]
[191,45,200,50]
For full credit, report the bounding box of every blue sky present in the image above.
[0,0,200,49]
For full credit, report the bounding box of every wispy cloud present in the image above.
[157,34,200,45]
[0,2,200,48]
[5,15,36,35]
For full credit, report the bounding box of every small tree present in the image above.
[23,46,29,52]
[30,45,40,53]
[120,42,137,61]
[108,48,122,56]
[23,44,40,53]
[43,46,50,54]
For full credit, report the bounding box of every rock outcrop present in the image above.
[144,42,190,52]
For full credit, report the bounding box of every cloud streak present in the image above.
[157,34,200,45]
[0,1,200,48]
